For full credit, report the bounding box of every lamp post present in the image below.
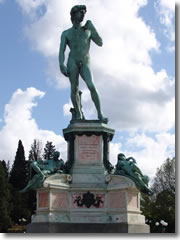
[160,220,168,233]
[154,220,168,233]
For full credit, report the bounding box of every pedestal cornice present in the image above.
[63,120,115,141]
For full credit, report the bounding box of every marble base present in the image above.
[27,222,150,233]
[27,122,149,233]
[28,175,149,233]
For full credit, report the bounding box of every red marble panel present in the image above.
[109,192,126,209]
[38,192,48,208]
[128,192,138,208]
[51,192,68,209]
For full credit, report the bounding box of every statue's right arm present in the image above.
[127,157,136,164]
[59,31,69,77]
[85,20,103,46]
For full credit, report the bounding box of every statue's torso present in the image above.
[65,27,91,62]
[37,160,56,172]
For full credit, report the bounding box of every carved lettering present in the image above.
[76,135,101,163]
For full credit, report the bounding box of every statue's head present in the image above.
[70,5,87,23]
[53,151,60,161]
[118,153,126,161]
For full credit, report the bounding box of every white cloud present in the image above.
[17,0,77,57]
[16,0,46,17]
[14,0,175,178]
[155,0,175,43]
[109,142,122,166]
[0,86,174,182]
[124,131,175,179]
[15,0,175,133]
[0,87,174,180]
[16,0,159,77]
[63,100,72,117]
[0,88,66,164]
[108,130,175,181]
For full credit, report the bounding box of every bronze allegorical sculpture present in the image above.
[59,5,108,123]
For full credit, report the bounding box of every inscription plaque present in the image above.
[76,135,102,164]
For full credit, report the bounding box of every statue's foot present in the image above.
[19,187,27,193]
[98,114,108,123]
[75,112,84,120]
[76,116,82,120]
[70,108,84,121]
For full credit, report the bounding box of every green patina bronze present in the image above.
[59,5,108,123]
[20,151,64,192]
[114,153,153,195]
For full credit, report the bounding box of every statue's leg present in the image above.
[132,165,144,177]
[20,174,39,192]
[68,61,82,119]
[31,162,44,177]
[80,63,108,122]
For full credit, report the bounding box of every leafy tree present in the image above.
[141,157,175,233]
[152,157,175,195]
[0,161,12,232]
[27,139,43,216]
[43,141,56,160]
[1,160,9,178]
[28,139,42,162]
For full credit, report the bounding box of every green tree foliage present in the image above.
[9,140,28,190]
[141,157,175,233]
[152,157,175,195]
[1,160,10,178]
[9,140,31,224]
[43,141,56,160]
[28,139,42,162]
[27,139,44,216]
[0,161,12,232]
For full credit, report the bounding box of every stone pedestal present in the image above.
[63,121,114,188]
[27,121,149,233]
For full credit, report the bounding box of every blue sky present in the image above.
[0,0,175,180]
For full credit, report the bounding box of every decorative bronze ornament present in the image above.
[74,191,103,208]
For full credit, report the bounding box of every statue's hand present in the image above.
[128,157,136,164]
[60,64,69,77]
[85,20,95,31]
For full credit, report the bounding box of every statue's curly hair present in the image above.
[118,153,126,160]
[70,5,87,23]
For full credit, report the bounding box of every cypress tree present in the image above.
[9,140,31,224]
[9,140,28,190]
[1,160,9,178]
[0,161,12,232]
